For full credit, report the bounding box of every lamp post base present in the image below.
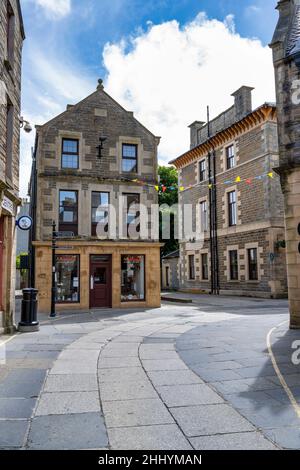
[18,322,39,333]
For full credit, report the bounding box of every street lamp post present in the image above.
[50,221,57,318]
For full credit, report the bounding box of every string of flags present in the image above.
[102,171,276,194]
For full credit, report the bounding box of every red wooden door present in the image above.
[90,255,112,308]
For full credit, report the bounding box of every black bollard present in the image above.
[18,288,39,333]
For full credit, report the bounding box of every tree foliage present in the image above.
[158,166,179,256]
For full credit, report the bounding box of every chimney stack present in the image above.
[231,86,254,122]
[188,121,205,149]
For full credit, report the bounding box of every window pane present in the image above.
[121,255,145,301]
[92,192,109,224]
[122,159,137,173]
[123,145,137,158]
[62,154,78,168]
[60,191,77,205]
[56,255,79,303]
[229,250,238,280]
[200,201,207,232]
[189,255,195,280]
[202,254,208,280]
[248,248,258,280]
[63,139,78,153]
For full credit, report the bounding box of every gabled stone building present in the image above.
[170,87,288,298]
[0,0,25,333]
[29,81,162,313]
[270,0,300,328]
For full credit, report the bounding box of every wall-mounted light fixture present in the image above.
[97,135,107,159]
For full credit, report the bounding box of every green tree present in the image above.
[158,166,179,256]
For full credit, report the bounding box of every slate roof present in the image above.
[286,2,300,57]
[162,250,180,260]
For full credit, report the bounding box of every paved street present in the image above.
[0,295,299,450]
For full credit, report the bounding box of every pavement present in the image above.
[0,294,299,450]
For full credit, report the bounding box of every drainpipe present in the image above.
[28,134,38,288]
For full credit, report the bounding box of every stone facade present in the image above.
[171,88,288,299]
[270,0,300,328]
[0,1,25,333]
[30,81,162,313]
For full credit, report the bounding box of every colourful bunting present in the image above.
[105,170,278,193]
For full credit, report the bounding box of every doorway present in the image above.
[89,255,112,308]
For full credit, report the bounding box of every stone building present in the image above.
[270,0,300,328]
[0,1,25,333]
[162,249,180,291]
[170,86,288,298]
[29,80,162,313]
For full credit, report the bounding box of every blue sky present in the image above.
[19,0,279,196]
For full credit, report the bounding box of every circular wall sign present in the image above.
[17,216,33,231]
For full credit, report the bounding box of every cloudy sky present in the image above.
[20,0,278,196]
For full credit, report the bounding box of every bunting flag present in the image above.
[99,170,277,193]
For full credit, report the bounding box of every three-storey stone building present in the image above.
[170,86,288,298]
[30,80,162,313]
[0,0,25,333]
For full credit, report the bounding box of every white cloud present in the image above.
[103,12,275,163]
[32,0,72,19]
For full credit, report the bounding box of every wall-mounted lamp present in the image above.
[97,135,107,159]
[19,116,33,133]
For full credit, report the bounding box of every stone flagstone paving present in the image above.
[0,295,299,450]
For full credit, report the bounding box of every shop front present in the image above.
[33,241,161,313]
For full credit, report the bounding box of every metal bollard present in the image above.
[18,288,40,333]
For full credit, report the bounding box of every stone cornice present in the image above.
[170,104,277,170]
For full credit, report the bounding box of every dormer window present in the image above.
[122,144,137,173]
[62,138,79,169]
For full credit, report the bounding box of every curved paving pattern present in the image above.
[176,318,300,450]
[24,309,282,450]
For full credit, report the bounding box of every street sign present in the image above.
[17,216,33,231]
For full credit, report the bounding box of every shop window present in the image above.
[121,255,145,301]
[56,255,80,303]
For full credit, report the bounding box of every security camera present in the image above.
[19,116,33,133]
[23,122,33,133]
